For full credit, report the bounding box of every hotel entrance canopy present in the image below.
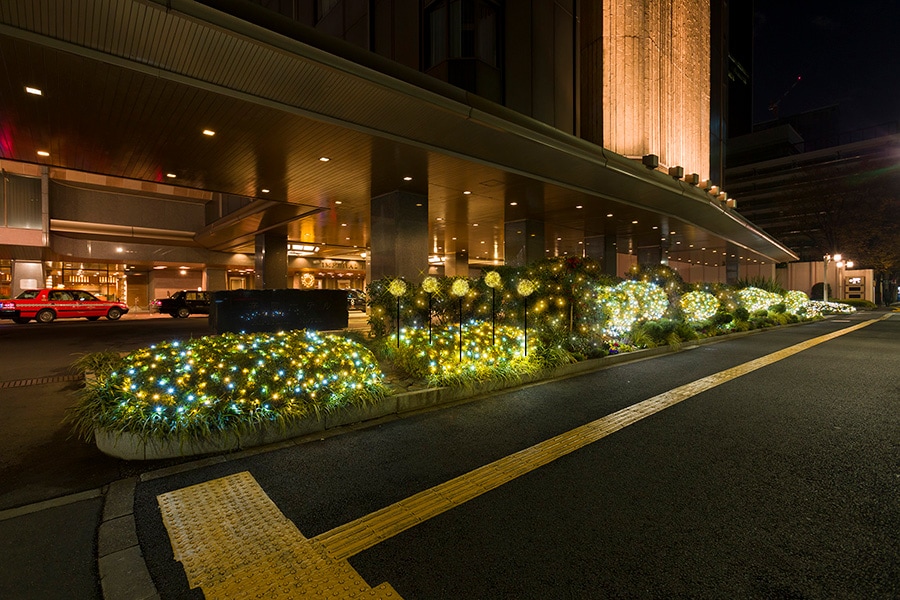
[0,0,797,268]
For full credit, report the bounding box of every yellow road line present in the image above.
[313,317,884,559]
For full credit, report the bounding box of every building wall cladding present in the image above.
[49,181,206,231]
[595,0,711,179]
[240,0,710,172]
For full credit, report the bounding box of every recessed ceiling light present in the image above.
[632,220,638,224]
[652,226,658,230]
[261,189,270,193]
[509,202,518,206]
[166,173,176,178]
[463,190,471,195]
[319,157,330,162]
[416,203,422,207]
[202,129,215,136]
[403,176,413,181]
[341,223,347,226]
[473,223,479,227]
[436,217,443,221]
[576,205,583,209]
[606,213,613,218]
[37,150,49,157]
[25,86,42,96]
[335,200,342,204]
[153,265,167,270]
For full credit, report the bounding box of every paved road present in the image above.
[128,313,898,599]
[1,312,895,598]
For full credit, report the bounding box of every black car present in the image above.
[347,289,367,311]
[152,290,211,318]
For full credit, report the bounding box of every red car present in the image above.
[0,289,129,324]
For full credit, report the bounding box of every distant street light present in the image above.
[823,253,854,302]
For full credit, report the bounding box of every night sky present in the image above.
[751,0,900,132]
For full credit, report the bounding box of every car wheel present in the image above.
[106,307,122,320]
[86,316,100,321]
[36,309,56,323]
[12,317,30,324]
[176,307,191,318]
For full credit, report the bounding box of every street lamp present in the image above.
[823,254,840,302]
[823,253,854,302]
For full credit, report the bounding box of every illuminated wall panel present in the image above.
[599,0,710,179]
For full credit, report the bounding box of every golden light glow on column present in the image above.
[602,0,710,179]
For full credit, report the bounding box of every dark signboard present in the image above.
[210,289,348,334]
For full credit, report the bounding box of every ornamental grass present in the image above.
[68,330,386,442]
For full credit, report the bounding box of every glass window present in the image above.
[426,2,448,68]
[476,3,497,66]
[317,0,339,20]
[426,1,499,67]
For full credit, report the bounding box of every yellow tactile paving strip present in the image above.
[158,471,400,599]
[159,316,885,597]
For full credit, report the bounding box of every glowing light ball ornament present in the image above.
[783,290,809,315]
[484,271,503,345]
[518,279,537,356]
[737,287,782,313]
[451,278,470,361]
[388,278,407,348]
[681,291,719,322]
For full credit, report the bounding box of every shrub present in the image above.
[67,330,387,441]
[734,307,750,321]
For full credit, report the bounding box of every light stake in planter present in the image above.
[484,271,502,346]
[422,276,440,345]
[450,278,470,361]
[387,279,407,348]
[517,279,536,356]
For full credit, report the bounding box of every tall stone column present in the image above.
[370,191,428,282]
[504,219,545,267]
[725,246,740,285]
[254,230,288,289]
[203,267,228,291]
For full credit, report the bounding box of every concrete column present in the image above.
[443,250,469,277]
[725,248,739,285]
[254,230,288,289]
[637,246,662,268]
[203,267,228,291]
[11,260,44,296]
[603,235,618,276]
[370,190,428,281]
[504,219,545,267]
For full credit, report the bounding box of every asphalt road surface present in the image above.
[124,312,898,599]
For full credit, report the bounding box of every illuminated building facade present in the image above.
[0,0,795,302]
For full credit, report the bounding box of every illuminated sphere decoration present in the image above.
[737,287,782,313]
[388,279,407,297]
[451,278,470,297]
[422,276,440,294]
[485,271,503,289]
[681,291,719,322]
[783,290,809,315]
[517,279,536,297]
